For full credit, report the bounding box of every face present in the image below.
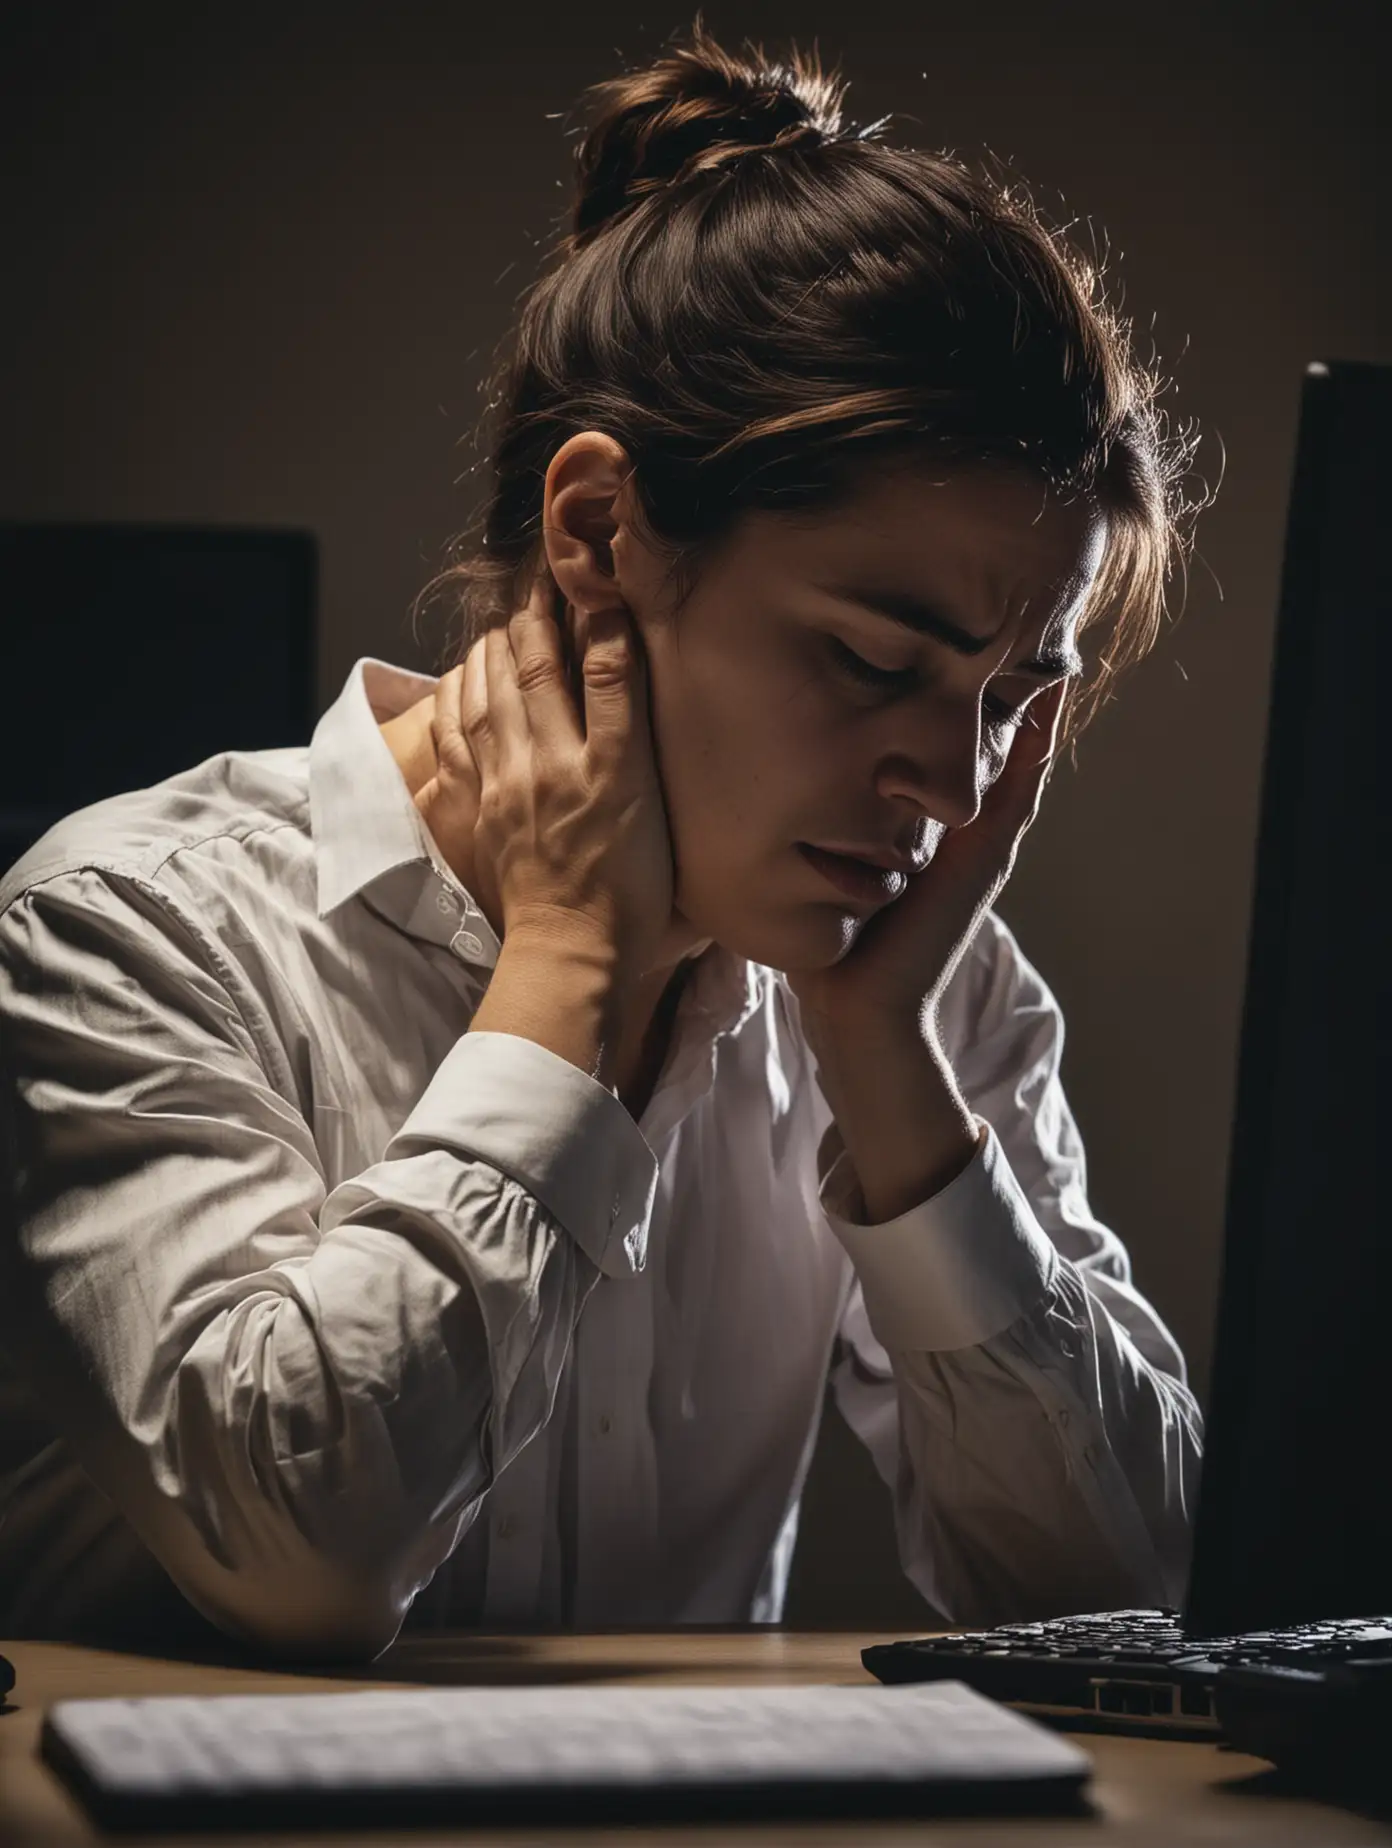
[558,448,1106,978]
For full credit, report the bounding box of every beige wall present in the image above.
[3,1,1385,1627]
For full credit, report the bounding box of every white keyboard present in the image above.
[43,1679,1092,1827]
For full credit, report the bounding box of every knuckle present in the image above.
[437,734,476,781]
[581,649,630,689]
[512,650,562,696]
[476,784,511,828]
[582,728,621,773]
[459,697,492,739]
[527,760,564,805]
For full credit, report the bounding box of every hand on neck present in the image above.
[377,689,712,1003]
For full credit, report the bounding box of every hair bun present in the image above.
[570,14,847,242]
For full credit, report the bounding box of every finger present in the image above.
[431,659,478,775]
[1014,679,1069,778]
[578,601,645,765]
[507,566,586,754]
[1037,680,1070,774]
[1016,681,1070,820]
[974,681,1066,839]
[483,619,531,755]
[453,636,500,781]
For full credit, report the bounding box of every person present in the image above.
[0,17,1206,1660]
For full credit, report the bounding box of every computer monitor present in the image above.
[1184,359,1391,1635]
[0,523,317,873]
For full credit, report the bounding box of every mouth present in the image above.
[797,843,908,907]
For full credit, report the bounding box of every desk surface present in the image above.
[3,1628,1390,1846]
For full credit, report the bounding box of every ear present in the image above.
[541,431,633,619]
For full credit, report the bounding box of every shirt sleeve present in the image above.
[818,907,1203,1628]
[0,866,659,1659]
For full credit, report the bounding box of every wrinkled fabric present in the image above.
[0,656,1201,1661]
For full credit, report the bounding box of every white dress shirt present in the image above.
[0,657,1202,1661]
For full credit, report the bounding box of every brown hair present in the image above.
[414,13,1209,764]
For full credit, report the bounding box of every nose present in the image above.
[874,706,989,830]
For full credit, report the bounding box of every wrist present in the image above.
[503,914,625,978]
[472,924,637,1088]
[810,1011,959,1103]
[810,1025,980,1223]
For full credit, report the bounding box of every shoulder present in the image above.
[936,907,1066,1068]
[0,746,312,930]
[964,905,1053,1004]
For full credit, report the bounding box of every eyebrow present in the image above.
[827,585,1085,680]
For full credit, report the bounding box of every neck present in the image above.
[378,695,441,805]
[377,689,712,1020]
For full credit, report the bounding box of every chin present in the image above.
[686,895,861,975]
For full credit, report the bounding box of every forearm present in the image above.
[884,1265,1203,1622]
[806,1019,983,1222]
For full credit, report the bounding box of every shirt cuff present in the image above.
[817,1112,1058,1352]
[386,1030,660,1278]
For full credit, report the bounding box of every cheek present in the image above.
[653,637,844,835]
[647,674,758,829]
[680,700,821,854]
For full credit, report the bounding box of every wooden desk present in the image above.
[3,1629,1390,1845]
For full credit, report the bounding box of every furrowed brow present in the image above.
[823,584,1084,680]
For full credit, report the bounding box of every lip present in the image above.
[798,843,908,906]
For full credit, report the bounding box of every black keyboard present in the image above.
[904,1608,1392,1667]
[863,1610,1392,1737]
[1216,1655,1392,1792]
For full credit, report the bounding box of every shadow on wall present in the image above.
[783,1384,947,1631]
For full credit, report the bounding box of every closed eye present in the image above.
[827,638,1032,729]
[826,637,917,693]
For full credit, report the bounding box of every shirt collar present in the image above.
[308,657,502,967]
[684,940,766,1041]
[307,655,765,1031]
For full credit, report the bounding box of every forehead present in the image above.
[788,458,1106,625]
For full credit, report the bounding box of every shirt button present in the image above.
[609,1194,621,1222]
[1058,1340,1076,1359]
[598,1414,613,1436]
[452,930,484,959]
[435,891,456,915]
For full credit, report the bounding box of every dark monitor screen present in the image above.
[0,523,317,869]
[1185,360,1392,1635]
